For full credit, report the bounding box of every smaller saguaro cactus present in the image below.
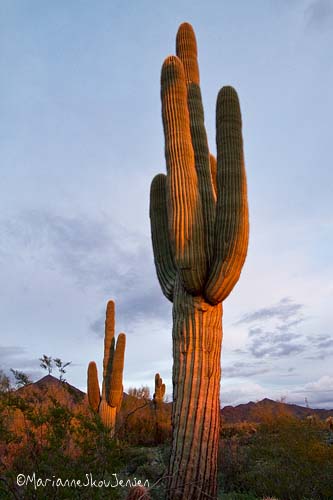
[153,373,166,404]
[87,300,126,436]
[153,373,166,444]
[326,416,333,431]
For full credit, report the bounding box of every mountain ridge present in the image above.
[14,376,333,424]
[221,397,333,423]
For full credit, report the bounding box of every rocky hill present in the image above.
[15,374,86,407]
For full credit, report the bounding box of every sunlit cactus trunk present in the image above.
[170,278,222,498]
[149,22,249,500]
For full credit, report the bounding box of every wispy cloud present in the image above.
[305,0,333,30]
[0,345,42,381]
[305,334,333,360]
[234,298,308,359]
[247,326,306,359]
[1,209,170,331]
[234,298,333,362]
[2,209,146,290]
[223,361,270,378]
[236,297,304,325]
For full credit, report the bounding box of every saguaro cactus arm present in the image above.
[205,87,249,304]
[87,361,100,413]
[150,174,177,301]
[108,332,126,408]
[161,55,206,294]
[176,23,216,265]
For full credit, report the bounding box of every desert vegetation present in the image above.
[219,414,333,500]
[0,370,122,499]
[1,373,333,499]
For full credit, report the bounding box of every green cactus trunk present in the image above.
[150,22,249,499]
[169,279,222,499]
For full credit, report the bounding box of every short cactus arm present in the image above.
[176,23,216,265]
[87,361,101,412]
[205,87,249,304]
[108,332,126,408]
[161,55,206,294]
[150,173,177,301]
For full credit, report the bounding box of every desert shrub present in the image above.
[220,422,258,441]
[120,445,169,500]
[219,416,333,500]
[0,386,123,499]
[218,426,255,494]
[0,380,174,499]
[117,393,171,446]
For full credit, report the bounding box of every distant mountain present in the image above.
[221,397,333,424]
[16,374,86,408]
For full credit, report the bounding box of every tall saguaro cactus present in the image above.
[149,23,249,499]
[87,300,126,436]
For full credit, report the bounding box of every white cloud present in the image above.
[220,381,270,407]
[221,375,333,410]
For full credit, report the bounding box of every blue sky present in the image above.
[1,0,332,408]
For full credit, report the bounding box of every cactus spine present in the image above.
[87,300,126,436]
[149,23,249,499]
